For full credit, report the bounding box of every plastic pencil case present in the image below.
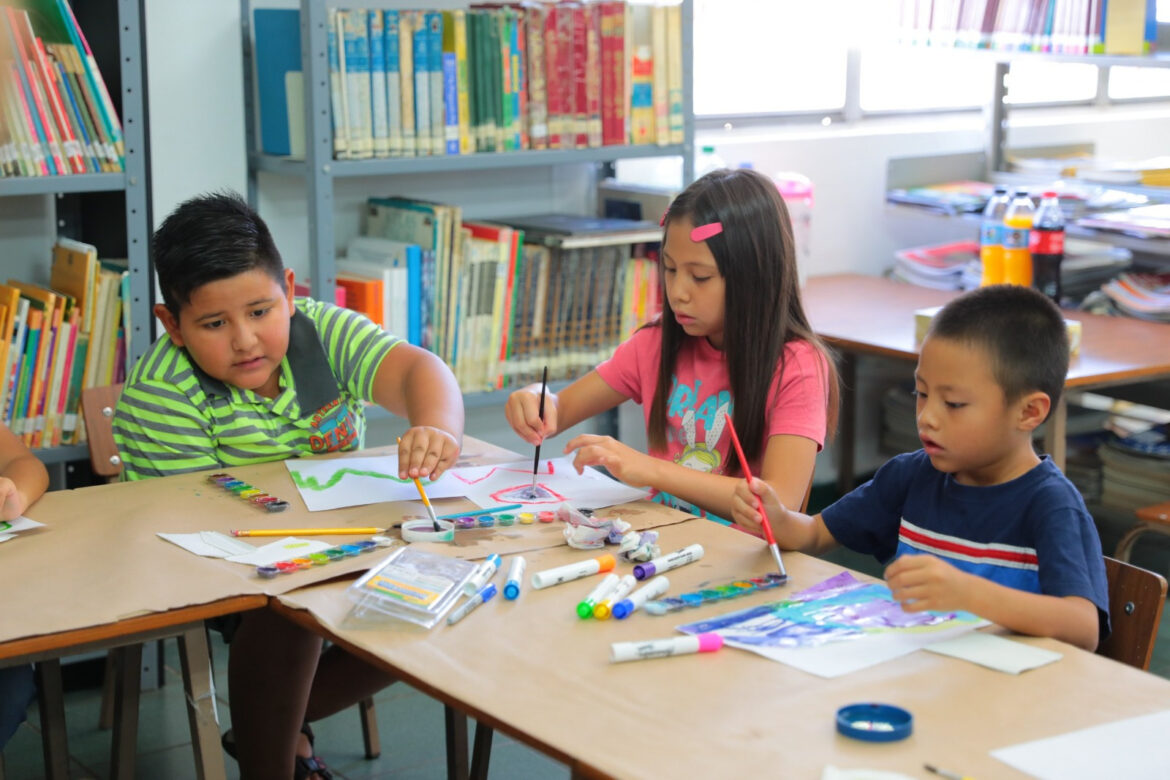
[643,573,788,615]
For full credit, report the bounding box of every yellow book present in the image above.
[50,238,99,335]
[444,10,473,155]
[650,4,669,147]
[1104,0,1147,55]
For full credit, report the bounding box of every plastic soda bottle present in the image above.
[979,186,1010,286]
[1002,189,1034,286]
[1030,191,1065,303]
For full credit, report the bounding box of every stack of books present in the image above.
[1099,272,1170,321]
[1,2,125,178]
[254,1,685,161]
[892,239,981,291]
[1076,204,1170,240]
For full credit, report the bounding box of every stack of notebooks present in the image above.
[891,240,981,291]
[344,200,662,393]
[1099,272,1170,322]
[1076,204,1170,240]
[254,1,685,160]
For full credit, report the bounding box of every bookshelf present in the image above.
[238,0,694,390]
[0,0,152,466]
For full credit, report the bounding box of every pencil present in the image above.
[723,411,788,581]
[531,366,549,495]
[398,436,442,531]
[231,527,383,537]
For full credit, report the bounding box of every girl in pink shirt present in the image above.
[506,168,838,520]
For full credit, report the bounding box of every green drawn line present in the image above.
[289,468,412,492]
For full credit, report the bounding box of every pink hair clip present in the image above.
[659,209,668,227]
[690,222,723,243]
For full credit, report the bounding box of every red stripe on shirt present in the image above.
[899,525,1039,565]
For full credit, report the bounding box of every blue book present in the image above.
[426,12,444,157]
[412,12,431,156]
[367,10,390,157]
[253,8,301,156]
[384,11,403,156]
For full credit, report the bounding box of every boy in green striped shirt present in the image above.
[114,192,463,778]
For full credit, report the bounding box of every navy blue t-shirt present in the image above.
[822,450,1110,642]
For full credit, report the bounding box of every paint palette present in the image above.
[643,573,788,615]
[254,537,396,579]
[208,473,290,512]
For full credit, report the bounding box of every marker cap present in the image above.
[504,581,520,600]
[576,601,595,619]
[593,602,613,620]
[596,554,616,572]
[611,599,635,620]
[633,561,656,580]
[696,633,724,652]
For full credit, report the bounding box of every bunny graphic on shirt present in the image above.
[675,401,729,473]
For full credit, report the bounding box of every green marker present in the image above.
[576,573,621,619]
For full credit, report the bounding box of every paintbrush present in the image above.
[723,411,788,581]
[531,366,548,497]
[398,436,442,531]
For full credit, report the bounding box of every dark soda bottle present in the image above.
[1030,191,1065,303]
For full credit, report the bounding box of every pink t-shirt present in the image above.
[596,325,829,508]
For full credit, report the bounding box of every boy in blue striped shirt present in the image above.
[732,285,1108,652]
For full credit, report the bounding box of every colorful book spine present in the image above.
[427,12,445,157]
[384,11,403,157]
[326,9,349,158]
[368,10,390,158]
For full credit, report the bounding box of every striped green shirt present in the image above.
[113,298,400,480]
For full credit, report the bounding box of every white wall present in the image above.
[142,0,1170,476]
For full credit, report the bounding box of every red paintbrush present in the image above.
[724,411,788,581]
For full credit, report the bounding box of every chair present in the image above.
[1097,556,1167,671]
[78,385,382,765]
[1114,501,1170,564]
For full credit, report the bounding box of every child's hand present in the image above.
[0,477,26,520]
[504,385,557,446]
[731,477,785,537]
[563,434,656,488]
[397,427,461,480]
[885,554,972,613]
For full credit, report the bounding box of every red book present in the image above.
[543,6,563,149]
[569,2,588,149]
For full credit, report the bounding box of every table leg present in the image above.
[177,624,226,780]
[470,721,494,780]
[445,704,469,780]
[110,643,142,780]
[836,353,857,495]
[1044,394,1067,471]
[34,660,69,780]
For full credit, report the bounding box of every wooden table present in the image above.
[273,518,1170,779]
[803,274,1170,492]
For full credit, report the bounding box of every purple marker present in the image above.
[633,544,704,580]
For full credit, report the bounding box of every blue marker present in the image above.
[447,582,498,625]
[463,553,502,596]
[612,575,671,620]
[503,556,526,600]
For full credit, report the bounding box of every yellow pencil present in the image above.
[230,527,383,537]
[399,437,443,531]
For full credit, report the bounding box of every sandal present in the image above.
[221,722,332,780]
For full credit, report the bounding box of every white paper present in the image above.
[285,455,466,512]
[992,709,1170,779]
[0,516,45,534]
[158,531,258,558]
[225,537,333,566]
[726,621,982,678]
[450,457,649,511]
[925,632,1062,674]
[0,534,14,543]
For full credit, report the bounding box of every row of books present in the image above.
[0,1,125,178]
[886,179,1151,217]
[896,0,1159,55]
[253,1,684,160]
[1011,153,1170,186]
[1,239,128,449]
[331,201,662,392]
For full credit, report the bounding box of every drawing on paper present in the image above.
[451,457,649,511]
[284,456,465,512]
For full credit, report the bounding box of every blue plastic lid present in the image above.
[835,703,913,742]
[504,581,520,600]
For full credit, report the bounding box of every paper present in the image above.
[158,531,258,558]
[225,537,334,566]
[0,517,46,535]
[992,709,1170,779]
[450,457,649,510]
[925,632,1062,674]
[0,534,14,543]
[285,455,466,511]
[677,571,985,678]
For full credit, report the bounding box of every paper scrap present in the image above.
[925,632,1062,674]
[225,537,332,566]
[158,531,258,558]
[0,516,45,535]
[992,709,1170,779]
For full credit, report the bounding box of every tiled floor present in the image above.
[4,484,1169,779]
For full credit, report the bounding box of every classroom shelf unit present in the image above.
[239,0,694,324]
[0,0,152,466]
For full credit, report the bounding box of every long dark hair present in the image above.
[647,168,839,472]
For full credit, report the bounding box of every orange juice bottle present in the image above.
[1002,189,1034,286]
[979,186,1010,286]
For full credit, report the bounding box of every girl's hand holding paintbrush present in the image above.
[504,383,560,446]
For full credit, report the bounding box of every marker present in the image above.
[612,576,670,620]
[503,556,526,600]
[231,527,383,537]
[463,553,502,596]
[610,633,724,663]
[447,582,498,626]
[724,411,788,581]
[531,553,616,590]
[633,544,704,580]
[576,573,621,619]
[593,574,638,620]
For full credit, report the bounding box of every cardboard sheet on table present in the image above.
[275,519,1170,779]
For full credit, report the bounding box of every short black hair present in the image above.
[927,285,1068,414]
[152,191,285,318]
